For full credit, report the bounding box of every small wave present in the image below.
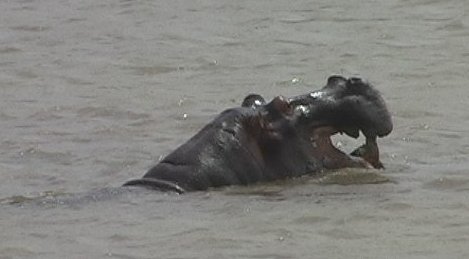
[77,107,150,120]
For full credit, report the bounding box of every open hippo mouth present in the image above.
[123,77,393,193]
[288,75,393,169]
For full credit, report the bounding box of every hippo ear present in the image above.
[345,77,374,96]
[241,94,266,109]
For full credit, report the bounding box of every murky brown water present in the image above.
[1,0,469,258]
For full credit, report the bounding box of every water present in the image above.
[1,0,469,258]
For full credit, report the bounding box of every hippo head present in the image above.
[289,76,393,168]
[290,75,392,139]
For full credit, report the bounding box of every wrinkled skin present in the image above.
[124,76,393,193]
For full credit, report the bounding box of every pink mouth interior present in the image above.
[309,126,382,169]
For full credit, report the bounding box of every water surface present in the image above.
[1,0,469,258]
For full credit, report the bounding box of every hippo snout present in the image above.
[289,75,393,139]
[344,76,393,137]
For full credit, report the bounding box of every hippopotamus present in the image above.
[123,75,392,193]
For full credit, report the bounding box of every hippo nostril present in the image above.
[327,75,347,85]
[346,77,371,94]
[242,94,266,108]
[347,77,367,87]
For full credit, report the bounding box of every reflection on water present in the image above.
[1,0,469,258]
[0,191,65,206]
[316,169,390,185]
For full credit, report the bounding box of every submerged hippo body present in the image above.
[124,76,393,193]
[124,96,322,193]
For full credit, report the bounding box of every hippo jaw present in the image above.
[253,94,382,170]
[289,76,393,169]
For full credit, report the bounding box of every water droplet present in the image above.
[310,92,323,99]
[402,137,411,142]
[178,98,185,106]
[295,105,309,114]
